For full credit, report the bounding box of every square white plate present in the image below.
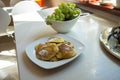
[25,34,85,69]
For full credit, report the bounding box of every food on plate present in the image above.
[108,26,120,48]
[35,36,76,61]
[47,36,65,43]
[56,42,76,59]
[35,43,59,61]
[46,3,80,25]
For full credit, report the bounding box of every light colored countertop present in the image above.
[13,7,120,80]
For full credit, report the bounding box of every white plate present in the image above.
[99,28,120,59]
[25,34,85,69]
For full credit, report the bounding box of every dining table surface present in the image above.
[13,7,120,80]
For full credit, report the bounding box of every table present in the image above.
[14,8,120,80]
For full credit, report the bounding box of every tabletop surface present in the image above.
[14,8,120,80]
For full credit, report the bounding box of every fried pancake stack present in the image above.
[35,36,76,61]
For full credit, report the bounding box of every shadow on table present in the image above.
[99,41,120,66]
[22,51,84,78]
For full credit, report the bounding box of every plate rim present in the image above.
[99,28,120,59]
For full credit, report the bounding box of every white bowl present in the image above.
[47,15,80,33]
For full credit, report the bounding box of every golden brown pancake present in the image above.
[35,36,76,61]
[47,36,65,43]
[35,43,59,61]
[56,42,76,59]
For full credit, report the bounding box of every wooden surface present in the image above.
[44,0,67,8]
[76,2,120,17]
[1,0,10,6]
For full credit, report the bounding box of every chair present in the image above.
[11,0,42,15]
[0,0,5,7]
[11,1,43,41]
[0,7,11,36]
[10,0,20,7]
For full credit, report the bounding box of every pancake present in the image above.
[35,43,59,61]
[47,36,65,43]
[35,36,76,61]
[56,42,76,59]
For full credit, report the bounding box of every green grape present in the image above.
[55,8,61,14]
[61,3,66,9]
[47,15,51,19]
[65,14,70,20]
[46,2,80,23]
[68,3,75,8]
[52,14,56,20]
[69,9,74,16]
[58,14,63,20]
[76,9,80,14]
[60,13,65,19]
[55,15,59,20]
